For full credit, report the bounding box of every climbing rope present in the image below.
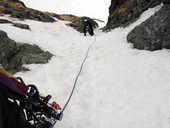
[61,35,97,114]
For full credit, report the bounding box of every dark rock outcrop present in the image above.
[0,19,12,23]
[162,0,170,4]
[0,30,16,70]
[13,23,30,30]
[0,18,30,30]
[105,0,162,30]
[0,0,55,22]
[0,30,53,74]
[127,4,170,51]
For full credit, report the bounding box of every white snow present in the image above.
[1,3,170,128]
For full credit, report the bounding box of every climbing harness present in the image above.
[60,35,97,115]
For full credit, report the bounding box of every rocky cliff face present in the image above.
[127,4,170,50]
[106,0,170,51]
[105,0,162,30]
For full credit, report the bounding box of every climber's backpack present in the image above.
[0,68,31,128]
[0,68,62,128]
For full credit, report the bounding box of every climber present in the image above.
[83,18,94,36]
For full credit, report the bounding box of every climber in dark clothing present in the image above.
[83,18,94,36]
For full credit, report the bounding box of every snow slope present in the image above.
[1,4,170,128]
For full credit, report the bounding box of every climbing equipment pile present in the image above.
[0,68,62,128]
